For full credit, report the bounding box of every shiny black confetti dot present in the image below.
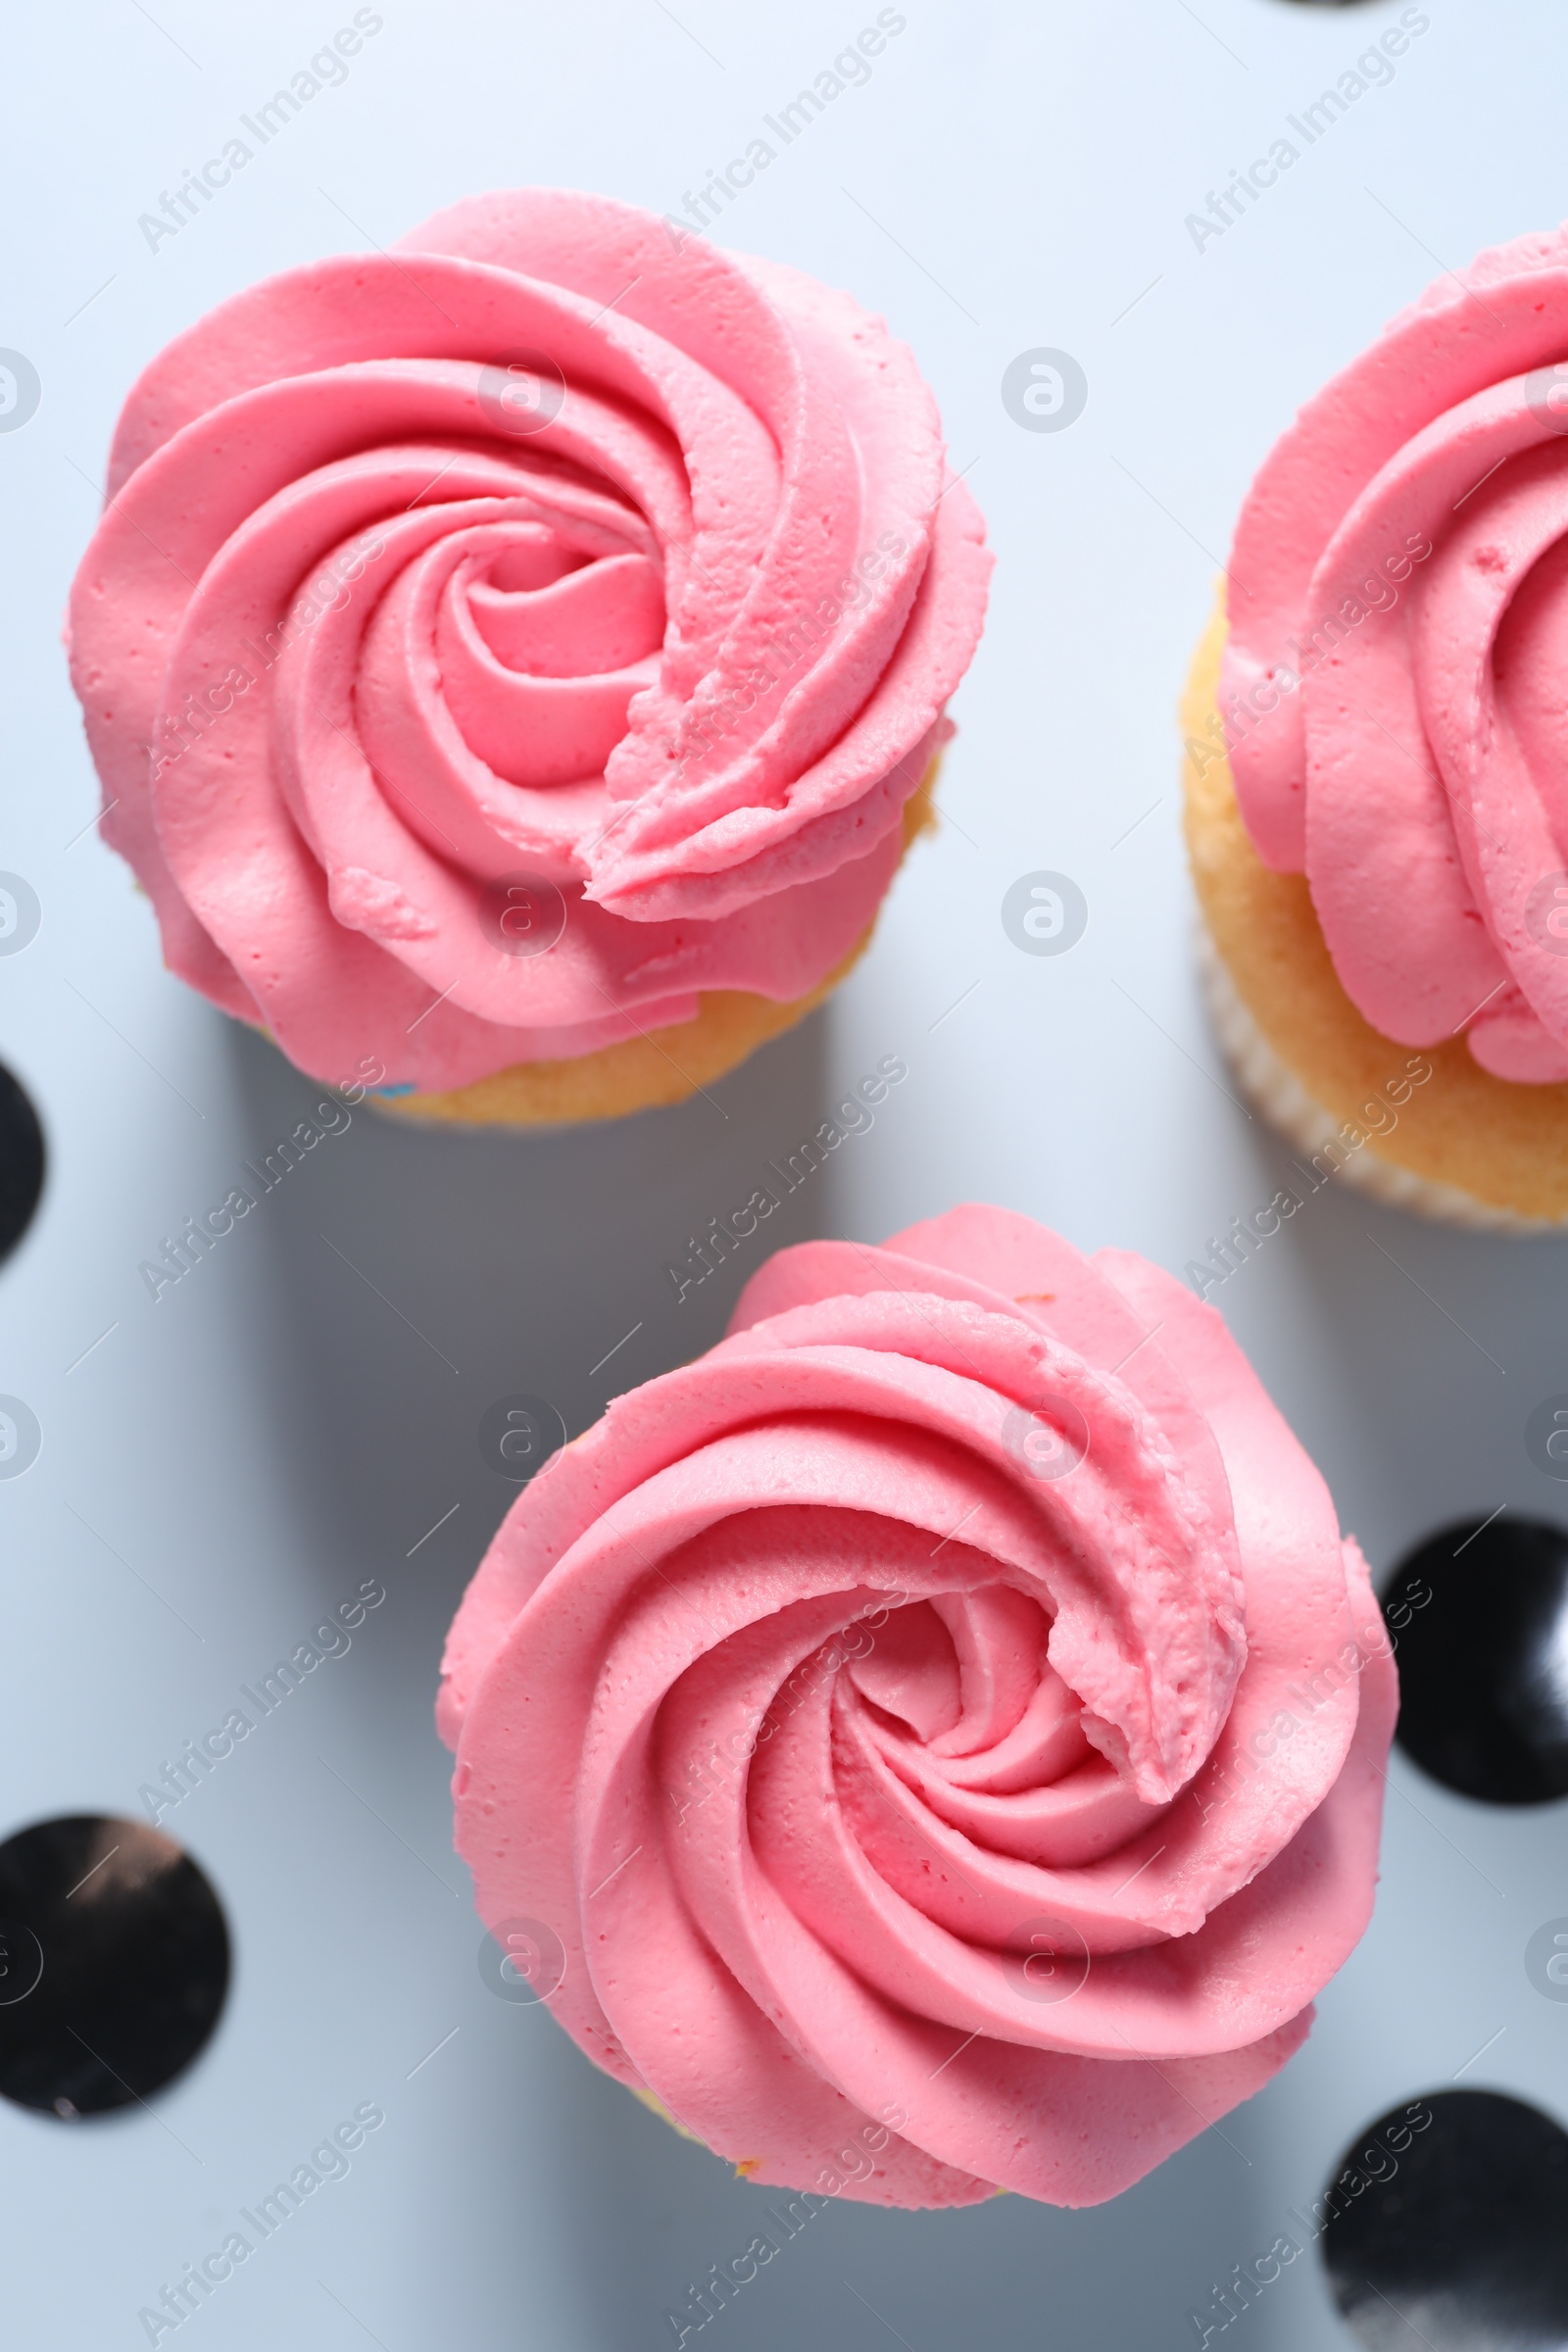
[0,1061,44,1266]
[1384,1517,1568,1805]
[1321,2090,1568,2350]
[0,1816,229,2118]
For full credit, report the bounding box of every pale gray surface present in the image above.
[2,0,1566,2344]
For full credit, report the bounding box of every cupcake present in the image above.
[68,189,989,1126]
[1185,227,1568,1226]
[439,1204,1395,2209]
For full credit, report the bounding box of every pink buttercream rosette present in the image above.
[67,189,989,1093]
[1223,223,1568,1084]
[438,1205,1395,2209]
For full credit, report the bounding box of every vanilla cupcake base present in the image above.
[1195,925,1558,1234]
[370,764,937,1130]
[1183,602,1568,1229]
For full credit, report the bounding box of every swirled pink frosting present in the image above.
[1221,225,1568,1083]
[439,1205,1395,2209]
[67,189,989,1092]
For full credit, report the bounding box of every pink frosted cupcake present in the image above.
[439,1205,1396,2208]
[1186,224,1568,1224]
[68,189,989,1125]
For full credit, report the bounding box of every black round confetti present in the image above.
[0,1061,44,1267]
[0,1816,229,2118]
[1384,1517,1568,1805]
[1321,2089,1568,2349]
